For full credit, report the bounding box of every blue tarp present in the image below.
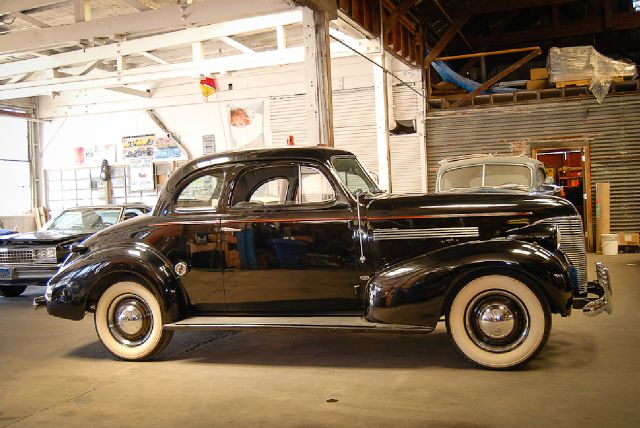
[431,58,517,94]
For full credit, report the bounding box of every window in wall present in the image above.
[0,117,30,215]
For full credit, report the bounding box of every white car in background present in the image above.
[436,155,562,195]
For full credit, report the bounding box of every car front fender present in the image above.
[46,242,188,321]
[365,239,573,328]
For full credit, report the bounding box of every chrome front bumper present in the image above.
[573,262,613,316]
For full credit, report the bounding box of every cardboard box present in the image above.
[526,79,548,90]
[530,68,549,80]
[618,232,639,246]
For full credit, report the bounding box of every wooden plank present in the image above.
[450,48,541,108]
[436,46,540,61]
[555,79,590,88]
[384,0,418,32]
[422,14,470,68]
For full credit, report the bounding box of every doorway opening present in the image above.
[532,146,593,251]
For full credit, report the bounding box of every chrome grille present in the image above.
[542,215,588,294]
[0,248,35,264]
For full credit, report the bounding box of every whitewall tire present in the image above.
[95,281,173,361]
[446,275,551,370]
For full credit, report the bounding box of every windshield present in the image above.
[439,164,533,191]
[331,156,382,195]
[45,208,122,233]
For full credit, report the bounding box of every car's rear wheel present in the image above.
[95,281,173,361]
[446,275,551,370]
[0,285,27,297]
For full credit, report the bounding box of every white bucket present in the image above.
[601,233,618,255]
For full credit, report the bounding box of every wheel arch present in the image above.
[47,243,189,322]
[365,239,573,328]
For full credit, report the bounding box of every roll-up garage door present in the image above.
[390,134,425,193]
[269,95,310,147]
[426,93,640,232]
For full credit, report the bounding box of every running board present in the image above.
[164,316,433,334]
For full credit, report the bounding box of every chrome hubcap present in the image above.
[107,294,153,347]
[478,303,515,339]
[465,290,529,353]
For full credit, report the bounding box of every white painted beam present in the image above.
[0,0,296,54]
[78,60,101,75]
[0,0,66,15]
[140,51,169,65]
[0,10,302,78]
[107,86,151,98]
[219,36,256,55]
[0,47,306,99]
[12,12,50,28]
[276,25,286,50]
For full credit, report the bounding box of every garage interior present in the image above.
[0,1,638,427]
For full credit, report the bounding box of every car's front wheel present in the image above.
[0,285,27,297]
[95,281,173,361]
[446,275,551,370]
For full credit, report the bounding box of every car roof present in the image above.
[437,155,544,172]
[60,204,150,211]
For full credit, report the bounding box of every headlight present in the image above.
[35,247,57,263]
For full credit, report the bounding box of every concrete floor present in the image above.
[0,254,638,428]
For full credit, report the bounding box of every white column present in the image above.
[373,54,391,192]
[303,7,333,147]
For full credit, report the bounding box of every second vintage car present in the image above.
[38,148,612,369]
[0,204,149,297]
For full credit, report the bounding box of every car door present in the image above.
[158,166,228,312]
[220,160,360,313]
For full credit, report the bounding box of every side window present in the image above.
[296,166,335,203]
[175,171,224,211]
[249,178,289,205]
[231,164,336,207]
[537,167,547,184]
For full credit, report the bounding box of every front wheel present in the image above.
[0,285,27,297]
[446,275,551,370]
[95,281,173,361]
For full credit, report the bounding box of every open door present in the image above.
[533,146,593,252]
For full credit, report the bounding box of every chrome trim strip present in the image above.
[373,227,479,241]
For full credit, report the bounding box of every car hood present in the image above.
[0,230,91,246]
[365,192,576,221]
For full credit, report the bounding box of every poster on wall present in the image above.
[203,134,216,154]
[154,135,182,160]
[122,134,155,159]
[129,157,155,192]
[228,101,264,149]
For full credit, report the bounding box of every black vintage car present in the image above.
[38,148,612,369]
[0,205,150,297]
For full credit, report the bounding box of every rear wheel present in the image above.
[0,285,27,297]
[446,275,551,370]
[94,281,173,361]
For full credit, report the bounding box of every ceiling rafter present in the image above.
[11,11,50,28]
[0,10,303,79]
[0,0,67,15]
[0,40,357,100]
[0,0,295,54]
[219,36,256,55]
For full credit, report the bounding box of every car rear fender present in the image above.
[364,239,573,328]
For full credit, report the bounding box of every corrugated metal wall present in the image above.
[426,93,640,232]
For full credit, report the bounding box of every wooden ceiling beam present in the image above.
[449,0,582,17]
[471,12,640,46]
[384,0,418,33]
[423,14,470,69]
